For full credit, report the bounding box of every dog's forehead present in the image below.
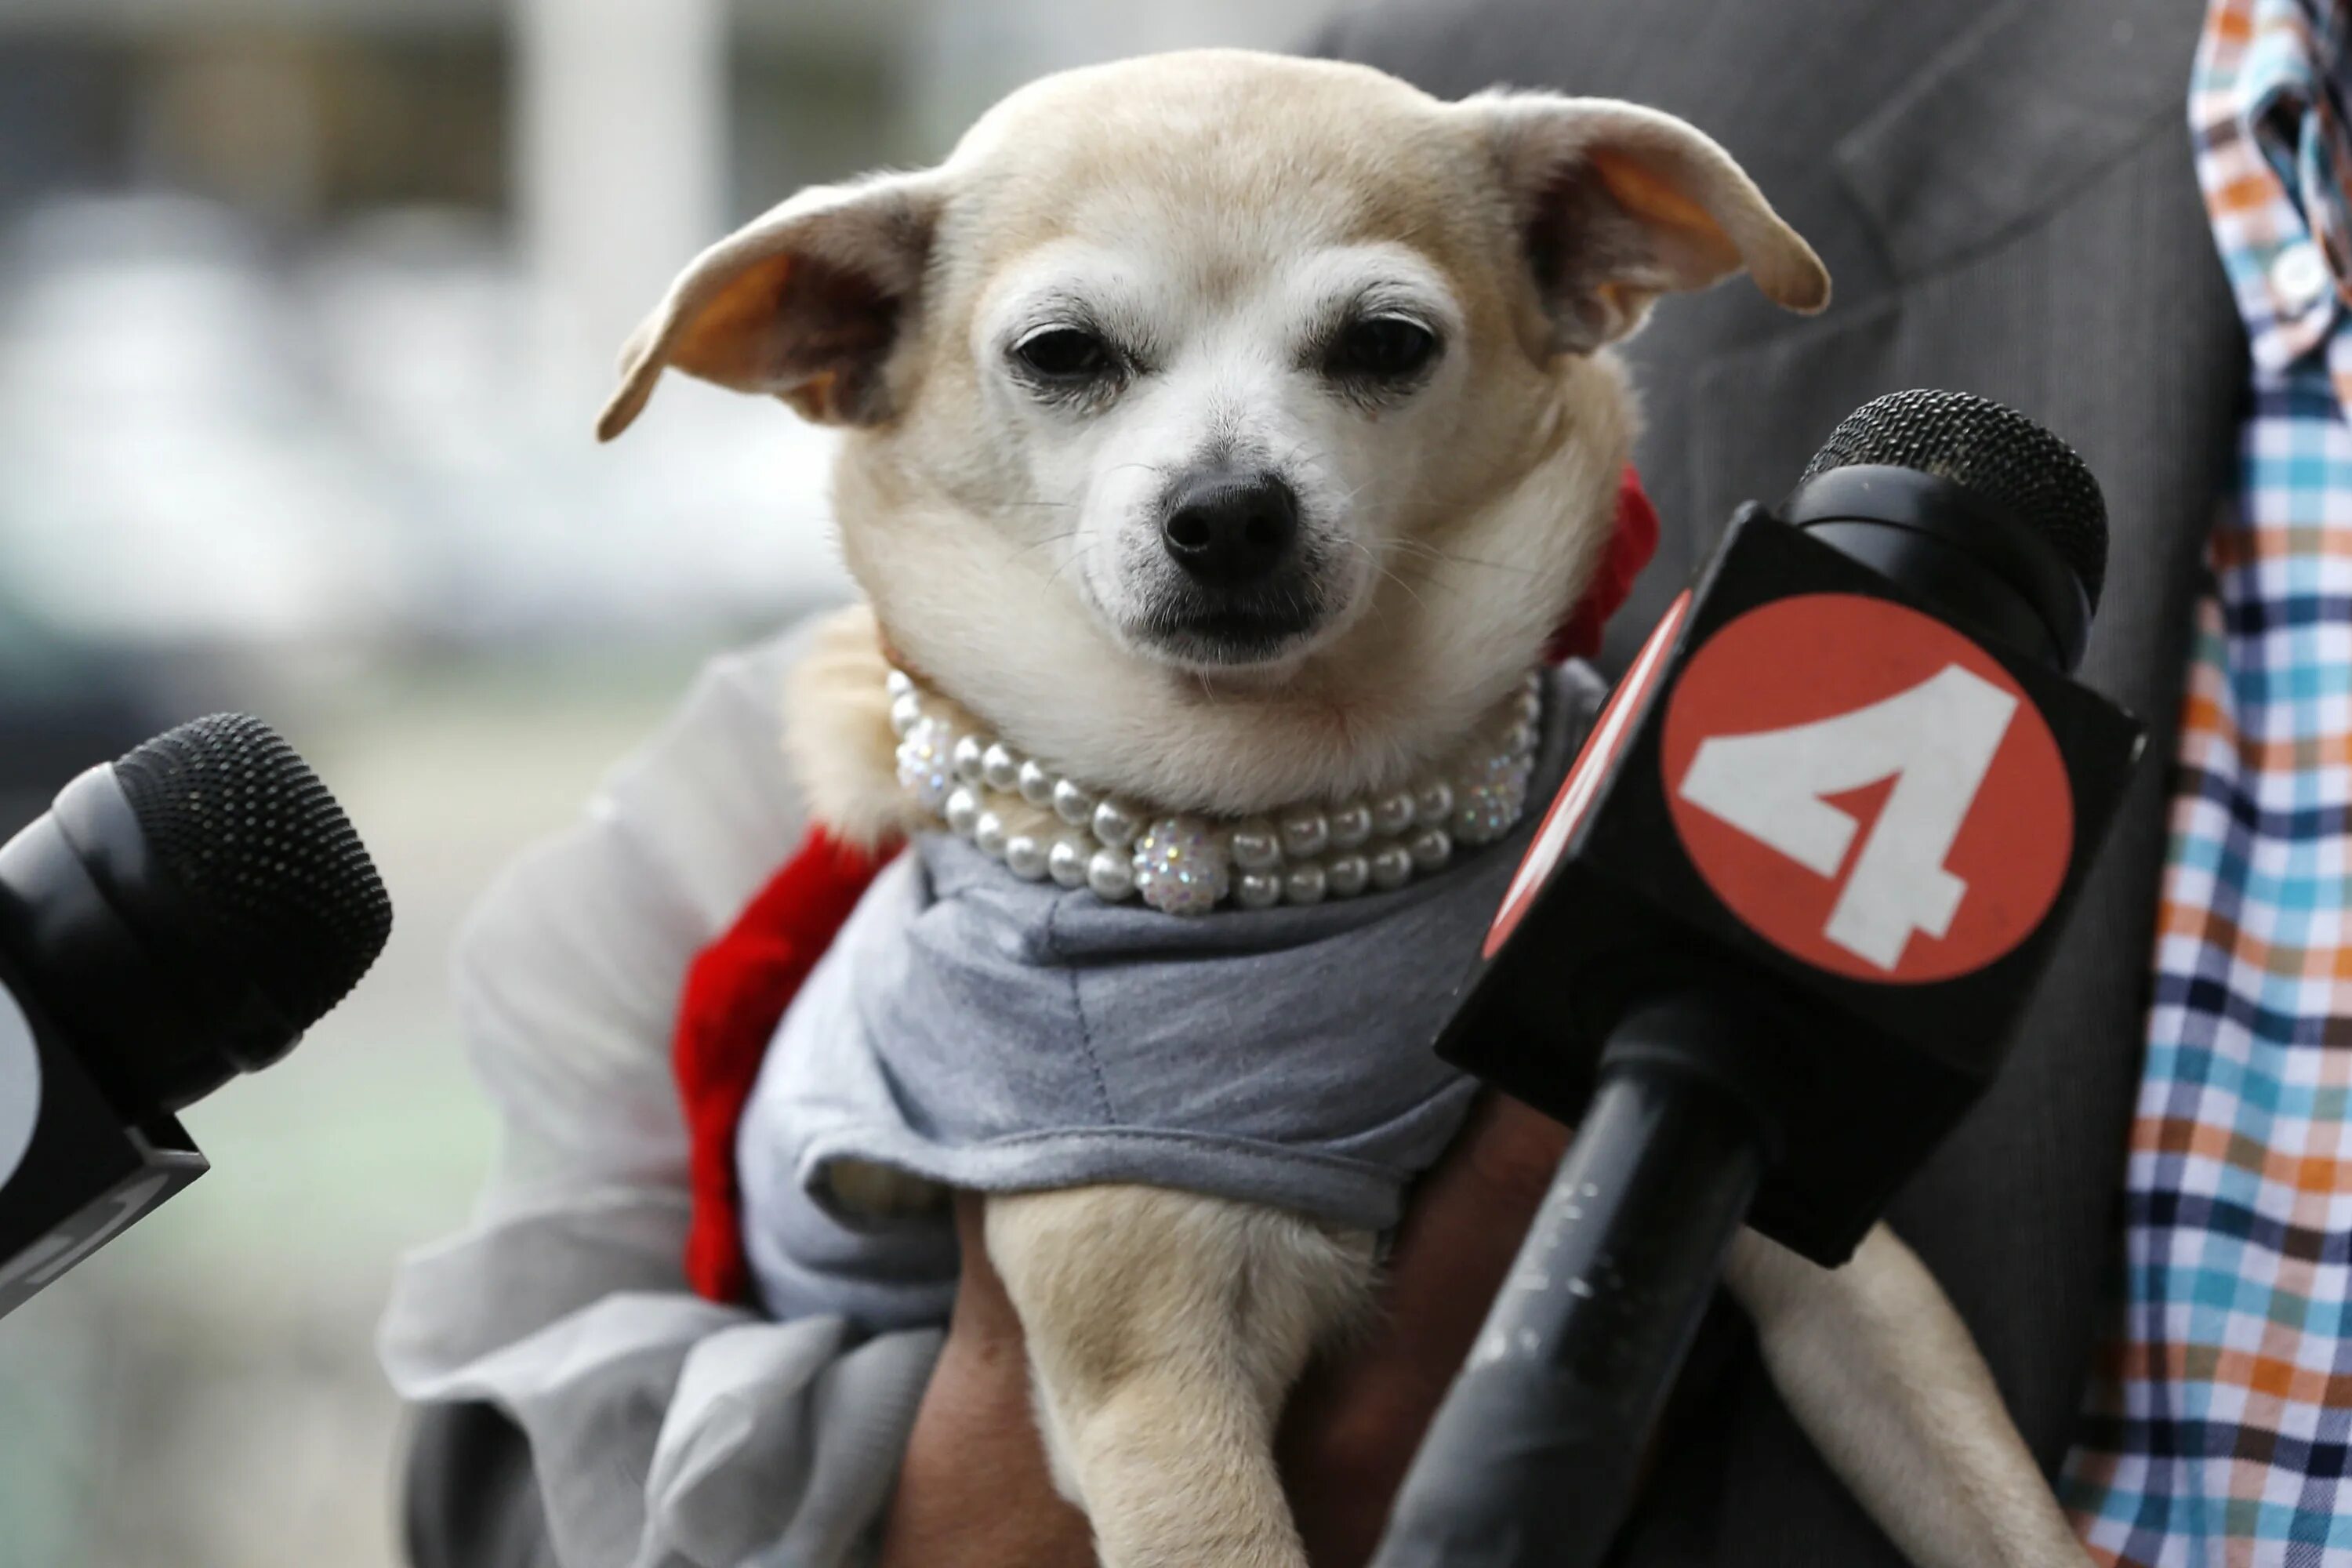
[946,52,1496,277]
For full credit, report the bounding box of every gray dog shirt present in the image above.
[735,662,1604,1331]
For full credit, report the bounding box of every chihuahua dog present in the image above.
[599,50,2089,1568]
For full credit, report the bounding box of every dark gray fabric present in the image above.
[1312,1,2243,1563]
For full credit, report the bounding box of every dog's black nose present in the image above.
[1162,470,1300,586]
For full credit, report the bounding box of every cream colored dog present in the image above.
[600,50,2089,1568]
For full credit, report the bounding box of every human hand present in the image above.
[873,1092,1571,1567]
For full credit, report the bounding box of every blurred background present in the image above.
[0,2,1330,1564]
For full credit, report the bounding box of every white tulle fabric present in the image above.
[376,623,942,1568]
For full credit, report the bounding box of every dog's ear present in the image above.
[596,170,946,441]
[1469,93,1830,354]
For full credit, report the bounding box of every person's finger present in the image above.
[1281,1091,1570,1566]
[875,1195,1094,1568]
[1377,1091,1572,1364]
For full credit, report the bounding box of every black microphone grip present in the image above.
[1372,999,1769,1568]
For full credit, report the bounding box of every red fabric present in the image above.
[1546,463,1661,663]
[669,465,1654,1303]
[673,826,895,1305]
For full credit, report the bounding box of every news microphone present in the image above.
[1370,390,2144,1567]
[0,714,392,1319]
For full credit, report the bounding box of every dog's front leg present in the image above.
[1726,1224,2090,1568]
[985,1185,1376,1568]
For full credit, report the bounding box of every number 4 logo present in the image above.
[1677,666,2016,971]
[1661,595,2073,985]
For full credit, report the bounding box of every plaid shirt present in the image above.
[2060,0,2352,1560]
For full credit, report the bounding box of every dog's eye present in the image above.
[1012,327,1114,382]
[1329,316,1439,382]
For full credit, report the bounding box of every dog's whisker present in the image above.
[1011,528,1085,562]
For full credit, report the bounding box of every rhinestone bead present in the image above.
[1370,844,1414,889]
[1017,759,1057,808]
[973,810,1008,857]
[1416,780,1455,825]
[1231,820,1282,872]
[1131,817,1231,916]
[1283,862,1329,905]
[1092,798,1141,848]
[1048,837,1091,887]
[1371,790,1417,837]
[1087,848,1137,901]
[1327,854,1370,898]
[950,734,987,785]
[1454,786,1514,845]
[1236,869,1283,909]
[944,785,981,837]
[1327,802,1374,851]
[982,743,1022,793]
[1052,778,1096,827]
[1409,826,1453,871]
[1280,811,1331,859]
[889,691,924,738]
[894,717,956,811]
[1004,834,1049,880]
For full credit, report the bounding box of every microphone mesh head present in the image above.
[1795,388,2108,611]
[112,714,393,1033]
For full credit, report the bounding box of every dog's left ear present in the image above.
[597,169,946,441]
[1469,93,1831,354]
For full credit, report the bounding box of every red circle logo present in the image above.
[1659,593,2072,984]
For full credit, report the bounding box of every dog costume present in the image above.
[675,465,1657,1315]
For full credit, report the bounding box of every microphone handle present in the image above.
[1370,999,1771,1568]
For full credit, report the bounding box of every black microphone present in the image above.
[1370,390,2146,1566]
[0,714,392,1319]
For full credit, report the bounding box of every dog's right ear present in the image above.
[596,170,946,441]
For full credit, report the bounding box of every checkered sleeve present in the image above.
[2059,2,2352,1561]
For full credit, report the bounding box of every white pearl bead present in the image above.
[1372,790,1417,837]
[1004,834,1049,880]
[1513,688,1544,728]
[951,734,986,784]
[1018,759,1057,807]
[1231,819,1282,871]
[889,691,924,738]
[1417,780,1455,824]
[944,786,981,837]
[982,742,1022,793]
[1283,862,1328,905]
[1236,869,1283,909]
[974,810,1008,857]
[1370,844,1414,889]
[1048,837,1091,887]
[885,669,913,698]
[1280,811,1330,859]
[1327,854,1370,898]
[1092,799,1141,848]
[1501,720,1537,757]
[1053,778,1096,826]
[1410,826,1453,871]
[1087,848,1137,900]
[1327,802,1373,850]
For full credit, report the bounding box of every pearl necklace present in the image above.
[888,667,1544,915]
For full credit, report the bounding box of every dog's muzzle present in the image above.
[1143,466,1324,662]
